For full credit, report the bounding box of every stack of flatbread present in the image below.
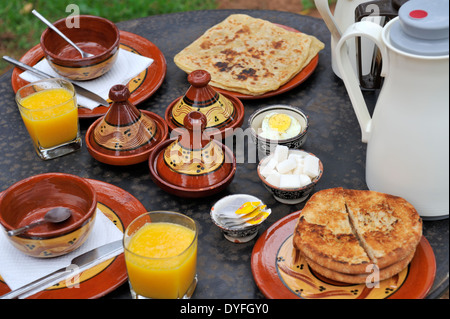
[174,14,324,96]
[293,187,422,284]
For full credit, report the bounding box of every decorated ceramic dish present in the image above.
[165,70,244,139]
[251,211,436,299]
[85,84,168,166]
[257,149,323,204]
[0,179,147,299]
[150,112,236,198]
[0,173,97,258]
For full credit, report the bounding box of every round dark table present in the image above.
[0,9,447,299]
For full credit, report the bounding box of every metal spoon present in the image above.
[32,10,94,59]
[7,207,72,237]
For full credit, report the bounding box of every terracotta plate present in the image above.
[251,211,436,299]
[213,24,319,100]
[0,179,147,299]
[11,31,166,119]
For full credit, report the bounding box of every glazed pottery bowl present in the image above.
[257,150,323,204]
[0,173,97,258]
[40,15,120,80]
[249,104,309,156]
[210,194,268,243]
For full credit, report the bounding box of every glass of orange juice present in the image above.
[15,78,81,160]
[123,211,198,299]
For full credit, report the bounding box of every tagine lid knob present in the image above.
[177,110,208,149]
[187,69,211,88]
[92,84,159,155]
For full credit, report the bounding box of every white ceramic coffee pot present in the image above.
[335,0,449,219]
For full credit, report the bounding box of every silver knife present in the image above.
[0,240,123,299]
[3,55,110,107]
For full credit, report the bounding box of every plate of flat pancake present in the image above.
[174,14,324,99]
[251,188,436,299]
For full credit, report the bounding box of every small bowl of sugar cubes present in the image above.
[257,145,323,204]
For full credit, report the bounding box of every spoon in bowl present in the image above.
[7,207,72,237]
[32,10,94,59]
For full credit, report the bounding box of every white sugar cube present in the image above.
[273,145,289,162]
[290,149,308,156]
[276,157,297,174]
[260,158,278,177]
[293,163,304,175]
[299,174,312,187]
[288,153,304,165]
[304,155,320,178]
[279,174,301,188]
[261,168,277,178]
[301,151,310,157]
[265,172,281,187]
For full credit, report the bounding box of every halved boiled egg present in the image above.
[259,112,301,140]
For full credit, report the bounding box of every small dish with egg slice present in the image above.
[249,104,309,155]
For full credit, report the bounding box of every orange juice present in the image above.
[19,88,78,148]
[125,222,197,299]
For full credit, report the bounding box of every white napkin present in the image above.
[0,208,124,292]
[19,48,154,110]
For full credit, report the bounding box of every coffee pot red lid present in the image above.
[389,0,449,56]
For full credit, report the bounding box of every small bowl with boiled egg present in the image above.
[257,145,323,204]
[249,104,309,156]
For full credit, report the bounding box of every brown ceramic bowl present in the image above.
[40,15,120,81]
[0,173,97,258]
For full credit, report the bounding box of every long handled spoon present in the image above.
[7,207,72,237]
[32,9,94,58]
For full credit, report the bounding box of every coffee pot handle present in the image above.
[335,21,388,143]
[314,0,342,43]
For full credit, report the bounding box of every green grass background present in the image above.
[0,0,320,74]
[0,0,217,73]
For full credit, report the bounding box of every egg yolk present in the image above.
[268,114,291,132]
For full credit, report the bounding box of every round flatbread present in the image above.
[293,188,372,274]
[303,249,415,284]
[174,14,324,96]
[343,189,423,269]
[293,187,422,275]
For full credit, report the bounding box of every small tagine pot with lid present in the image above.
[86,84,168,165]
[149,111,236,198]
[165,69,244,139]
